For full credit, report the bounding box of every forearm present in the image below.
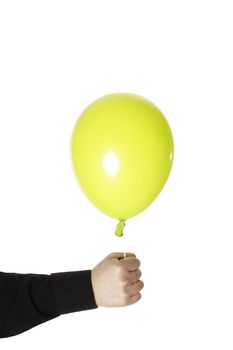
[0,270,97,338]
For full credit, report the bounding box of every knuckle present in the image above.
[116,265,124,277]
[139,280,144,290]
[133,280,144,293]
[117,267,129,282]
[133,293,142,303]
[130,259,141,271]
[134,258,141,267]
[134,270,142,281]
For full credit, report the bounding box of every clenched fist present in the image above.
[91,252,144,307]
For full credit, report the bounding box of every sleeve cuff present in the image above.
[49,270,98,315]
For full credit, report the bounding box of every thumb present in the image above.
[107,252,136,260]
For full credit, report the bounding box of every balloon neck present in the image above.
[115,220,126,237]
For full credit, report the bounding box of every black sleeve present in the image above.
[0,270,98,338]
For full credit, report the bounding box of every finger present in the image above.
[127,280,144,296]
[129,293,142,305]
[129,269,142,283]
[108,252,136,260]
[120,257,141,271]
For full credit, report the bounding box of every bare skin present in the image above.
[91,252,144,307]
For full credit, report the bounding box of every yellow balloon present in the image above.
[71,93,174,236]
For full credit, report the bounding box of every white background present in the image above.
[0,0,232,349]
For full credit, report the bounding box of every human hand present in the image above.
[91,252,144,307]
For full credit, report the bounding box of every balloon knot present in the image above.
[115,220,125,237]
